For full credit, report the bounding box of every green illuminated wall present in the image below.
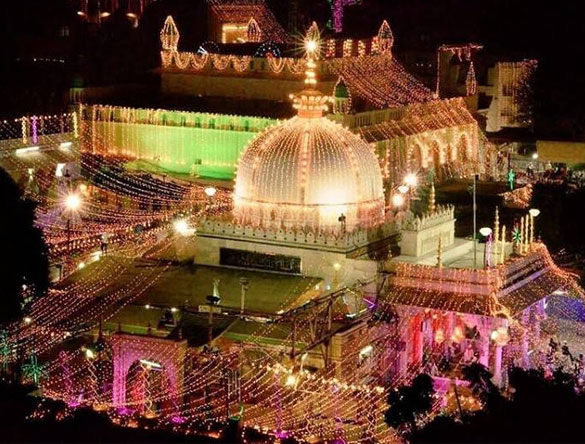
[85,107,278,180]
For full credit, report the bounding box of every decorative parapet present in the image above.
[80,104,278,133]
[402,205,455,232]
[196,216,398,253]
[390,243,576,300]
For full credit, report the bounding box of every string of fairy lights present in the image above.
[1,114,576,444]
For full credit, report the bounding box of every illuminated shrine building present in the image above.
[83,10,491,185]
[232,100,385,233]
[196,28,394,287]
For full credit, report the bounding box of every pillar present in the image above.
[112,344,127,406]
[396,320,409,379]
[492,345,503,386]
[479,324,490,367]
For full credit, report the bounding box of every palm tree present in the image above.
[22,354,47,387]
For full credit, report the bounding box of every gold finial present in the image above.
[292,22,331,118]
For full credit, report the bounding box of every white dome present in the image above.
[233,115,385,233]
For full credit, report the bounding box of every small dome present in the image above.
[233,116,385,233]
[334,79,349,99]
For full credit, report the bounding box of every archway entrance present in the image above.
[111,334,188,411]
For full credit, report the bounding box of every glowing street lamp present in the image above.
[529,208,540,218]
[529,208,540,245]
[392,194,405,208]
[204,187,217,198]
[204,186,217,210]
[398,185,409,194]
[479,227,493,269]
[65,193,81,211]
[404,173,418,188]
[64,193,82,253]
[174,219,193,236]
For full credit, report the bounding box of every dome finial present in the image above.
[292,22,331,118]
[160,16,180,51]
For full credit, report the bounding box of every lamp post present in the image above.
[529,208,540,246]
[479,227,493,269]
[392,193,405,209]
[64,193,82,253]
[174,218,193,236]
[472,174,478,268]
[239,277,249,319]
[404,173,418,188]
[204,186,217,211]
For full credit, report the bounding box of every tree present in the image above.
[410,366,585,443]
[0,168,49,324]
[385,373,435,434]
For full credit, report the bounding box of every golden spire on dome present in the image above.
[291,22,332,118]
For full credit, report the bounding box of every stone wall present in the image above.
[195,233,379,289]
[400,205,455,257]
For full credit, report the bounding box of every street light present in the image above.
[64,193,82,253]
[529,208,540,245]
[479,227,493,269]
[404,173,418,188]
[174,218,191,236]
[204,187,217,198]
[204,187,217,210]
[398,185,409,194]
[392,194,405,208]
[65,193,81,211]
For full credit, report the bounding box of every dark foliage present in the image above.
[385,373,435,433]
[0,168,49,324]
[0,381,219,443]
[411,366,585,443]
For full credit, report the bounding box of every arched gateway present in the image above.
[111,334,188,407]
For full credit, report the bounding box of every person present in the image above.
[100,232,109,255]
[575,354,584,377]
[549,337,558,354]
[562,341,573,361]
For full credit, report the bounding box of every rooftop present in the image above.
[383,243,583,317]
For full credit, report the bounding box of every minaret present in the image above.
[493,207,500,265]
[520,217,526,255]
[428,183,436,214]
[436,236,443,269]
[160,16,180,51]
[466,62,477,96]
[500,225,506,263]
[247,17,262,43]
[377,20,394,55]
